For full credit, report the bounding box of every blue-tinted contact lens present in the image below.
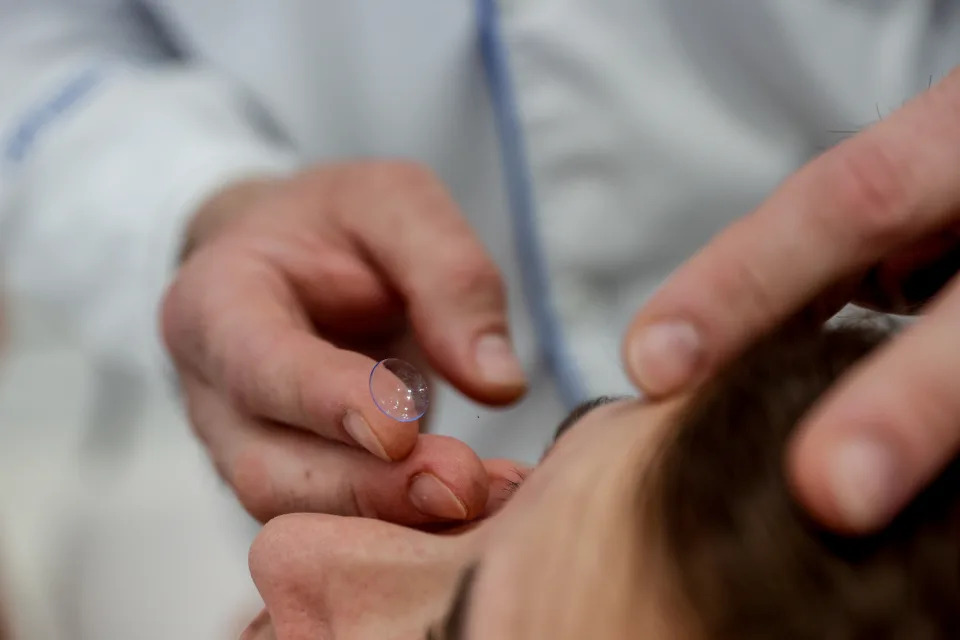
[369,358,430,422]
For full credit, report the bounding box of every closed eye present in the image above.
[426,565,478,640]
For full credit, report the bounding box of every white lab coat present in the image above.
[0,1,957,637]
[2,0,958,455]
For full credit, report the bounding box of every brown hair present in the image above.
[646,321,960,640]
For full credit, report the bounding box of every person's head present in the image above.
[243,321,960,639]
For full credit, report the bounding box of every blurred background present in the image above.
[0,292,261,639]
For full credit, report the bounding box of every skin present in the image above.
[624,66,960,535]
[162,162,528,525]
[164,63,960,545]
[241,397,684,640]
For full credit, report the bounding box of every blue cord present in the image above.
[476,0,588,406]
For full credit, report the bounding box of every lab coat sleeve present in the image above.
[0,2,301,378]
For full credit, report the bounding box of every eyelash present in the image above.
[501,466,528,498]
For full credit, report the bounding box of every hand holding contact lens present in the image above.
[369,358,430,422]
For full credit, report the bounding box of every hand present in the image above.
[161,161,528,524]
[622,68,960,534]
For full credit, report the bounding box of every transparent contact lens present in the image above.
[369,358,430,422]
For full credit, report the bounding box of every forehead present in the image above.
[469,399,682,638]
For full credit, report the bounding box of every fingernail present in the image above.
[409,473,468,520]
[475,334,526,387]
[343,411,390,462]
[830,437,901,531]
[629,321,702,396]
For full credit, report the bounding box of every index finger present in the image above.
[162,251,419,462]
[623,67,960,397]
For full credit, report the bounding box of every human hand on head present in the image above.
[161,161,528,524]
[623,67,960,534]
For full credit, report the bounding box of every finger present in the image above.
[332,161,527,404]
[229,204,406,338]
[187,379,489,524]
[853,231,960,314]
[164,256,419,462]
[789,276,960,533]
[623,67,960,397]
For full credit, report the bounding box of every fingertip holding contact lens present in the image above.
[369,358,430,422]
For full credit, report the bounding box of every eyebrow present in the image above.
[432,397,627,640]
[436,564,478,640]
[552,395,627,444]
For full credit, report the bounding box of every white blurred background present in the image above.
[0,293,262,639]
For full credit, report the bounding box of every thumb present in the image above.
[337,162,528,405]
[351,434,493,523]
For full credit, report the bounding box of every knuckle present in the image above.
[159,274,202,363]
[219,330,294,418]
[249,513,321,583]
[443,250,506,303]
[221,362,259,415]
[338,477,375,518]
[330,160,446,225]
[826,142,915,246]
[345,160,441,200]
[719,256,782,324]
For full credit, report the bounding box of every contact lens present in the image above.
[369,358,430,422]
